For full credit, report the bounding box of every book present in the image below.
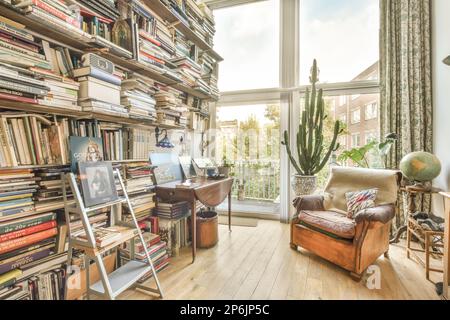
[0,227,57,255]
[73,66,121,86]
[0,220,56,243]
[69,136,104,173]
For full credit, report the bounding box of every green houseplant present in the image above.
[338,133,398,168]
[282,60,342,195]
[218,156,233,177]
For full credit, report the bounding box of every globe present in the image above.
[399,151,442,182]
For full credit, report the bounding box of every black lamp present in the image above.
[155,127,174,148]
[444,56,450,66]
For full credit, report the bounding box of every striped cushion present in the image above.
[345,189,378,219]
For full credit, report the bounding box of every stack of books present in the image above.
[76,0,119,42]
[36,72,81,111]
[170,56,202,88]
[125,162,155,194]
[0,15,52,72]
[34,167,71,212]
[123,162,156,222]
[0,169,37,221]
[0,63,49,105]
[165,0,189,27]
[67,209,109,239]
[126,193,155,222]
[121,74,158,121]
[119,232,169,281]
[0,212,57,276]
[198,1,216,47]
[154,87,186,127]
[74,59,128,117]
[185,0,208,43]
[77,226,132,248]
[198,53,218,97]
[173,30,191,58]
[155,200,189,220]
[12,0,82,33]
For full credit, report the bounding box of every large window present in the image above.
[216,103,281,214]
[213,0,381,216]
[299,0,380,84]
[214,0,280,91]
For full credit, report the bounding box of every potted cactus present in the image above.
[282,60,342,195]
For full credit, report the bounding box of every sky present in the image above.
[214,0,380,91]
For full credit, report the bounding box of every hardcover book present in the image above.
[69,136,104,173]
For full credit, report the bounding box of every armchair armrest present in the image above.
[354,205,396,224]
[293,195,325,214]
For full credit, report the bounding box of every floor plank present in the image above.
[114,220,440,300]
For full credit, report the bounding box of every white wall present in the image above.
[432,0,450,215]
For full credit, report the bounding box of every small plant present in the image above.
[281,60,342,176]
[221,156,233,168]
[338,133,398,168]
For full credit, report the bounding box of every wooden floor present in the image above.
[118,220,440,300]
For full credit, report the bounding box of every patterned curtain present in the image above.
[379,0,433,231]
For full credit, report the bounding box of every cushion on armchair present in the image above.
[323,167,399,214]
[345,188,378,218]
[297,210,356,240]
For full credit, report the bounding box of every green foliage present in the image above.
[281,60,342,176]
[337,133,398,168]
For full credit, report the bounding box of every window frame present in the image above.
[212,0,380,221]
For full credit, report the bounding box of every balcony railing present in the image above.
[229,160,280,202]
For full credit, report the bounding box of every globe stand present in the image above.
[407,181,433,193]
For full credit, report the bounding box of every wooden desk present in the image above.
[155,177,234,263]
[440,192,450,300]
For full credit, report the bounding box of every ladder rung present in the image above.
[89,260,152,298]
[85,198,127,212]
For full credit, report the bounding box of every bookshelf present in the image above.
[0,1,219,100]
[141,0,223,61]
[0,0,220,300]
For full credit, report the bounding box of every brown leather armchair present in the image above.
[290,167,401,280]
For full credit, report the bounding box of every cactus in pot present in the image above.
[282,60,342,195]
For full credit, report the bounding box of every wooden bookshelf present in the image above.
[142,0,223,62]
[0,1,221,100]
[0,101,183,131]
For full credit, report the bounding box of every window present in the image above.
[299,0,380,84]
[215,103,281,214]
[351,109,361,124]
[214,0,280,91]
[339,113,347,124]
[339,96,347,106]
[352,94,361,101]
[365,102,378,120]
[352,133,361,147]
[365,130,378,144]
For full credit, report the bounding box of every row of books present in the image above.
[0,12,216,128]
[0,253,67,300]
[121,73,158,121]
[119,232,169,283]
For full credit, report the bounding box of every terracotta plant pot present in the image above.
[218,166,230,177]
[291,175,317,196]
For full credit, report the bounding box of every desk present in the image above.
[440,192,450,300]
[155,177,234,262]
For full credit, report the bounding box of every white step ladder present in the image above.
[62,168,164,300]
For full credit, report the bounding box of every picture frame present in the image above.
[78,161,118,208]
[150,153,183,185]
[179,156,196,180]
